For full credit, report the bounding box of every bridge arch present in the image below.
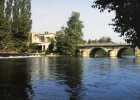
[117,47,135,57]
[90,48,108,57]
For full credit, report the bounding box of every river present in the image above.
[0,57,140,100]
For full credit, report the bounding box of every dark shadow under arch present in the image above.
[117,47,135,57]
[90,48,108,58]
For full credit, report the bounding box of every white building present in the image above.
[31,32,55,51]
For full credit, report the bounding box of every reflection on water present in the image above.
[0,59,33,100]
[0,57,140,100]
[30,57,83,100]
[134,57,140,64]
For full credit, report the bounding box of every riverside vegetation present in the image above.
[0,0,31,53]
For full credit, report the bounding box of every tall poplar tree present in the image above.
[5,0,13,32]
[12,0,32,51]
[0,0,31,51]
[3,0,15,50]
[12,0,19,35]
[18,0,32,39]
[0,0,10,49]
[0,0,5,32]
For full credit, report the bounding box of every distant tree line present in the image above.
[0,0,31,52]
[87,37,113,44]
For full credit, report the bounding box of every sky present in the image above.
[31,0,124,43]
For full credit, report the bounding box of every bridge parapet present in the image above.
[78,43,130,48]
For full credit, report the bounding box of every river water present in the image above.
[0,57,140,100]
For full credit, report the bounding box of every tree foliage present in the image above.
[93,0,140,48]
[0,0,12,49]
[46,37,55,54]
[87,37,113,44]
[0,0,32,52]
[12,0,32,49]
[56,12,84,55]
[98,37,112,43]
[55,27,67,54]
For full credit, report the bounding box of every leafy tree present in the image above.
[80,39,87,44]
[0,0,6,49]
[5,0,13,32]
[56,12,84,55]
[18,0,32,38]
[64,12,84,55]
[55,27,66,54]
[93,0,140,47]
[87,39,98,44]
[0,0,5,25]
[0,0,32,52]
[88,40,92,44]
[46,37,55,53]
[28,43,40,53]
[0,0,14,50]
[12,0,32,50]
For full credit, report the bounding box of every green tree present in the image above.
[0,0,31,52]
[0,0,13,50]
[0,0,5,25]
[55,27,66,54]
[0,0,6,48]
[93,0,140,47]
[18,0,32,38]
[12,0,20,34]
[87,39,98,44]
[98,37,112,43]
[5,0,13,32]
[12,0,32,52]
[46,37,55,54]
[56,12,84,55]
[64,12,84,55]
[88,39,92,44]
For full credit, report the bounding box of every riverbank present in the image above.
[0,55,41,59]
[0,52,62,59]
[0,52,40,58]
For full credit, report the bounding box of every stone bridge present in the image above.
[78,43,140,57]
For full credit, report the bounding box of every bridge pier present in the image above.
[80,49,91,57]
[109,49,119,58]
[80,48,120,58]
[135,48,140,57]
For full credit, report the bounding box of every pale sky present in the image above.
[31,0,124,43]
